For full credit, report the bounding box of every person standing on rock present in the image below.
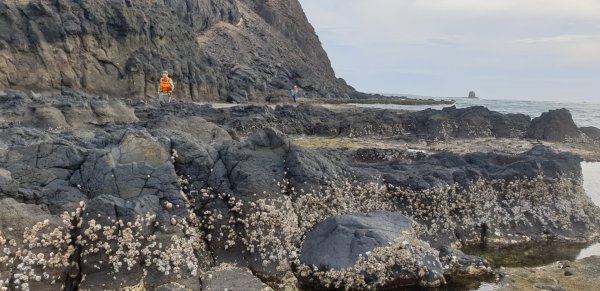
[290,87,296,103]
[158,71,174,103]
[294,85,299,99]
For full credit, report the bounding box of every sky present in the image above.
[298,0,600,101]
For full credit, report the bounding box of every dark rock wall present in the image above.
[0,0,355,100]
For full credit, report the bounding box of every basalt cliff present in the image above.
[0,0,357,101]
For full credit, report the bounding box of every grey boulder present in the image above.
[297,211,445,289]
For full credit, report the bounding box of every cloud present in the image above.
[298,0,600,100]
[517,34,600,44]
[564,42,600,64]
[415,0,600,18]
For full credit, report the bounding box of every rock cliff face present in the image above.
[0,0,356,101]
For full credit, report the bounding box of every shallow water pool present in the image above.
[582,162,600,207]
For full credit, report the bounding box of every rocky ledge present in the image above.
[500,256,600,290]
[0,92,599,290]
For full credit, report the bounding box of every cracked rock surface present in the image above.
[0,92,599,290]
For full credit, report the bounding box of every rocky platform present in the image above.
[0,92,599,290]
[500,256,600,290]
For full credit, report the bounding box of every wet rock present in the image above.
[0,198,72,291]
[198,128,346,200]
[564,270,573,276]
[375,145,581,190]
[299,212,414,270]
[580,126,600,141]
[528,108,583,142]
[410,106,531,140]
[0,168,19,197]
[70,131,182,206]
[201,265,274,291]
[297,211,446,289]
[439,246,492,277]
[151,116,231,144]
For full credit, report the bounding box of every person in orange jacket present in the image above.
[158,71,174,102]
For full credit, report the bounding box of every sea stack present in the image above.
[468,91,478,99]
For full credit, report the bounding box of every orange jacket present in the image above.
[159,77,174,93]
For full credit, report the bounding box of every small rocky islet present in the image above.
[1,0,600,290]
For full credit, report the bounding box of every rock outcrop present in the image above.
[0,0,356,101]
[1,93,599,290]
[527,108,585,142]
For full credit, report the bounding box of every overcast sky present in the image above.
[298,0,600,101]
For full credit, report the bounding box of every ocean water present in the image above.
[582,162,600,207]
[353,98,600,127]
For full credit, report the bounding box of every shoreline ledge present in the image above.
[0,91,599,290]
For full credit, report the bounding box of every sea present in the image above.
[353,97,600,128]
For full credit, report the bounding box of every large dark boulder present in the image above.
[297,212,445,289]
[299,212,414,270]
[528,109,583,142]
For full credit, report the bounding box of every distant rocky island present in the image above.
[1,0,599,291]
[468,91,478,99]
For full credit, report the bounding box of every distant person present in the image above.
[294,85,299,99]
[158,71,174,103]
[290,87,296,103]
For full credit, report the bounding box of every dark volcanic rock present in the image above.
[528,109,584,142]
[408,106,531,140]
[299,212,415,270]
[201,265,273,291]
[351,145,581,190]
[439,246,491,278]
[298,211,446,289]
[580,126,600,141]
[1,93,599,290]
[142,102,532,140]
[0,0,356,100]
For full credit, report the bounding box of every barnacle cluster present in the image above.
[0,203,84,290]
[294,232,441,290]
[1,173,596,290]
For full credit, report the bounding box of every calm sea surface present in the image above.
[353,98,600,127]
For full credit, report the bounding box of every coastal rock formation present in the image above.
[145,103,533,140]
[580,126,600,141]
[366,145,583,190]
[1,93,599,290]
[407,106,531,139]
[527,108,584,142]
[0,0,356,100]
[297,211,446,289]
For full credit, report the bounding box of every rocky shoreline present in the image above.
[1,91,599,290]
